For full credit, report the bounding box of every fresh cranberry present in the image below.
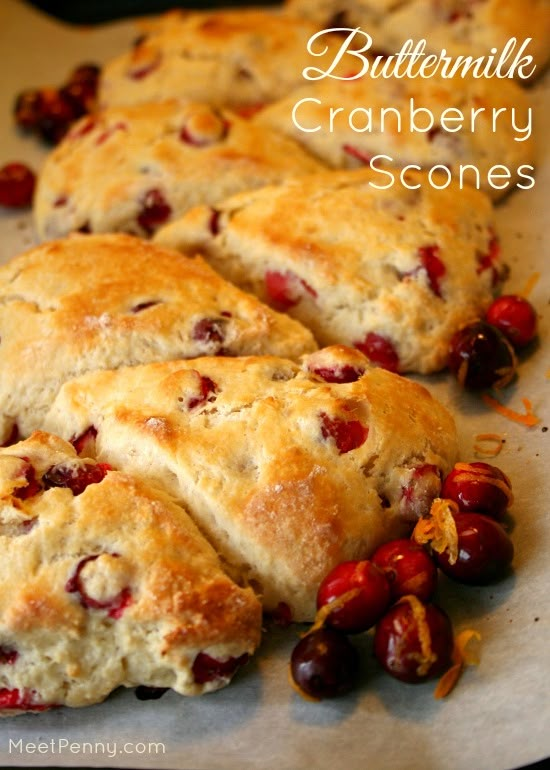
[486,295,538,349]
[137,188,172,235]
[13,89,43,131]
[476,231,502,287]
[372,539,437,602]
[63,63,100,114]
[35,88,79,144]
[12,460,42,500]
[418,244,446,297]
[374,599,454,683]
[0,688,53,711]
[0,647,18,665]
[264,270,317,311]
[290,628,359,699]
[135,686,168,700]
[192,652,249,684]
[441,462,512,520]
[70,426,97,455]
[43,462,110,496]
[187,375,217,410]
[435,512,514,585]
[320,413,368,454]
[354,333,400,372]
[0,163,36,208]
[316,560,391,633]
[447,320,516,390]
[309,364,365,383]
[65,554,132,617]
[343,144,372,165]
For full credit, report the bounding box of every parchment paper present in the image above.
[0,2,548,768]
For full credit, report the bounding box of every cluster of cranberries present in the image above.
[290,460,514,699]
[448,294,538,390]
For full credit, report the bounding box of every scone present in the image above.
[43,347,458,622]
[154,168,503,374]
[285,0,550,80]
[33,100,323,240]
[255,72,535,200]
[98,8,349,110]
[0,234,317,443]
[0,431,261,715]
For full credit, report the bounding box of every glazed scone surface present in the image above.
[255,72,535,200]
[33,100,323,240]
[155,168,502,374]
[44,347,458,621]
[0,431,261,715]
[0,234,317,442]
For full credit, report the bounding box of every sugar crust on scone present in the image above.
[0,431,261,715]
[44,347,458,622]
[0,234,317,443]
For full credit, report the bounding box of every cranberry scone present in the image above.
[0,431,261,715]
[33,100,323,240]
[98,8,347,110]
[154,168,503,374]
[255,72,535,200]
[285,0,550,80]
[0,234,317,443]
[44,346,458,622]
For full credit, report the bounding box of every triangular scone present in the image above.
[0,234,317,443]
[44,346,458,622]
[155,168,502,374]
[33,100,323,241]
[0,432,261,715]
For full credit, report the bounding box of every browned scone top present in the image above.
[0,234,317,443]
[44,346,458,622]
[0,431,261,715]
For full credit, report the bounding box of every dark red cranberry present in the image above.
[486,295,538,349]
[192,652,249,685]
[137,188,172,235]
[65,554,132,617]
[187,375,217,410]
[418,244,446,297]
[192,318,226,346]
[354,333,400,372]
[70,426,97,455]
[309,364,365,383]
[0,647,18,665]
[12,460,42,500]
[43,462,110,496]
[477,232,502,287]
[320,413,368,454]
[0,688,53,711]
[374,599,454,683]
[372,539,437,602]
[0,163,36,208]
[36,88,79,144]
[95,121,127,146]
[290,628,359,699]
[65,63,100,114]
[435,512,514,585]
[264,270,317,311]
[135,686,168,700]
[447,320,516,390]
[209,208,221,235]
[441,462,512,520]
[316,560,391,633]
[343,144,372,164]
[13,89,43,131]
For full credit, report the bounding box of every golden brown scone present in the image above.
[155,168,503,374]
[0,234,317,443]
[33,100,323,240]
[98,8,349,110]
[255,72,535,201]
[0,431,261,715]
[285,0,550,80]
[44,347,458,622]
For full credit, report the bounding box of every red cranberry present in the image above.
[435,512,514,585]
[192,652,249,685]
[192,318,226,347]
[400,464,442,521]
[320,413,368,454]
[0,163,36,208]
[290,628,359,699]
[0,647,18,665]
[43,462,110,496]
[372,539,437,602]
[64,63,100,114]
[13,89,43,131]
[309,364,365,383]
[70,426,97,455]
[187,375,217,410]
[264,270,317,311]
[135,686,168,700]
[374,598,454,683]
[36,88,79,144]
[137,188,172,235]
[441,462,512,520]
[447,320,516,390]
[12,460,42,500]
[354,333,400,372]
[418,244,446,297]
[486,295,538,349]
[476,232,502,287]
[65,554,132,617]
[316,560,391,633]
[0,688,53,711]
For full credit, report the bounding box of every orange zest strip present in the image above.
[399,596,436,678]
[482,394,540,427]
[434,630,481,699]
[307,588,362,635]
[520,272,540,298]
[473,433,505,457]
[412,498,459,564]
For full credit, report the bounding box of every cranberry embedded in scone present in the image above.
[320,413,368,454]
[265,270,317,311]
[418,244,446,297]
[12,459,42,500]
[354,333,400,373]
[137,188,172,235]
[70,426,97,456]
[187,375,218,410]
[43,462,110,496]
[0,687,55,711]
[309,364,365,384]
[65,553,132,618]
[0,647,18,664]
[399,464,442,521]
[476,231,501,286]
[192,652,249,685]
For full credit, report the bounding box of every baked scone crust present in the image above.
[155,168,502,374]
[0,234,317,442]
[0,431,261,714]
[33,100,323,240]
[44,347,458,621]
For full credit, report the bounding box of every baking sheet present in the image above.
[0,1,549,768]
